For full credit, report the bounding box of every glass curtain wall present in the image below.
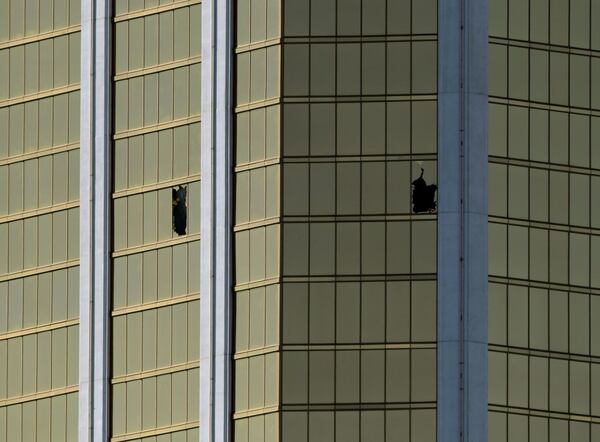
[110,1,201,441]
[488,0,600,440]
[0,0,81,440]
[234,1,439,441]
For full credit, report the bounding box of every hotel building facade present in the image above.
[0,0,598,441]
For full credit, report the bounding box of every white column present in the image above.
[437,1,488,441]
[200,0,233,442]
[79,0,112,441]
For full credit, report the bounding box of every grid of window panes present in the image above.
[110,1,201,441]
[233,0,282,439]
[234,1,438,441]
[488,1,600,440]
[0,0,81,440]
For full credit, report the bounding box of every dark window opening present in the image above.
[412,168,437,213]
[172,185,188,236]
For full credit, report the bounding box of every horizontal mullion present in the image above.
[111,360,199,385]
[113,0,201,22]
[113,116,201,140]
[110,421,199,442]
[0,200,80,224]
[111,292,200,317]
[112,175,200,199]
[0,84,80,109]
[113,56,201,81]
[0,318,79,341]
[0,142,80,167]
[0,259,80,283]
[112,233,200,258]
[0,385,78,407]
[0,25,81,50]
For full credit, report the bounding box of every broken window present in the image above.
[412,168,437,213]
[172,185,188,235]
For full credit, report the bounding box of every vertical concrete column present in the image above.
[79,0,112,440]
[201,0,233,441]
[437,1,488,441]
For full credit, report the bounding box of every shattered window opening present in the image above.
[412,168,438,214]
[172,185,188,236]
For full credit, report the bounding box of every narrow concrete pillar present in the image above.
[437,1,488,441]
[200,0,234,441]
[79,0,112,440]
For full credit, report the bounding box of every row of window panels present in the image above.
[0,0,80,43]
[489,223,599,288]
[114,0,196,16]
[0,208,79,276]
[112,300,200,377]
[280,161,437,218]
[490,44,600,110]
[114,4,201,75]
[236,0,279,48]
[234,413,277,442]
[280,280,436,346]
[278,220,436,278]
[236,280,437,354]
[234,224,278,285]
[236,410,436,442]
[489,351,600,416]
[235,284,278,353]
[280,101,437,158]
[236,46,279,107]
[0,149,79,216]
[489,164,600,226]
[0,33,80,100]
[281,0,437,38]
[489,283,600,356]
[114,65,201,134]
[0,392,78,442]
[234,350,437,415]
[279,41,437,100]
[0,91,80,158]
[235,105,278,166]
[489,411,599,442]
[489,104,600,169]
[0,267,79,334]
[118,429,199,442]
[0,325,78,399]
[113,182,200,251]
[235,221,438,285]
[234,352,277,413]
[112,369,199,436]
[235,101,437,165]
[278,348,436,405]
[114,123,200,192]
[489,0,600,49]
[235,164,278,225]
[113,241,200,309]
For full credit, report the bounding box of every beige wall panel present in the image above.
[142,310,157,371]
[8,104,24,156]
[38,98,53,149]
[52,327,67,388]
[39,39,54,91]
[156,374,172,427]
[7,337,23,397]
[159,11,174,64]
[6,405,21,442]
[156,306,172,367]
[0,341,6,399]
[37,273,51,324]
[0,52,8,101]
[127,312,142,373]
[35,331,50,390]
[157,247,172,299]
